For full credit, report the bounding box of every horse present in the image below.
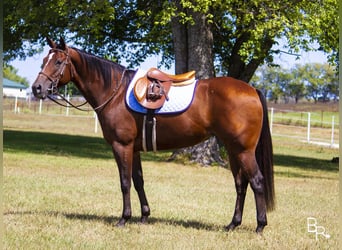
[32,37,275,233]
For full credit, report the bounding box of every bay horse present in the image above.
[32,37,275,233]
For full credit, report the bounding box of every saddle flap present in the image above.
[134,75,172,109]
[134,76,149,102]
[140,81,172,110]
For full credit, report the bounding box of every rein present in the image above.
[47,94,91,111]
[41,48,127,112]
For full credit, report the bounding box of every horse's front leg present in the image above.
[132,151,150,223]
[112,141,134,227]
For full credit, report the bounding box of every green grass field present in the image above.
[3,111,339,249]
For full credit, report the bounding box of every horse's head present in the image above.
[32,37,73,99]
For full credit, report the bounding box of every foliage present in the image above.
[4,0,339,75]
[251,63,338,103]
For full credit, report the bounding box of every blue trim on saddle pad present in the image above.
[125,69,198,114]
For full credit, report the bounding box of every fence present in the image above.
[269,107,339,148]
[3,97,339,148]
[3,97,100,133]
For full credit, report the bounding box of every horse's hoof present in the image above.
[255,225,265,234]
[140,216,149,224]
[224,222,239,231]
[116,218,127,227]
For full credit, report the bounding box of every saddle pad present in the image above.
[125,69,198,114]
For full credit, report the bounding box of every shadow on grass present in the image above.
[4,130,112,159]
[3,130,170,161]
[4,210,245,232]
[274,154,338,179]
[4,130,338,175]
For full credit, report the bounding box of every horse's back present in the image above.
[200,76,260,100]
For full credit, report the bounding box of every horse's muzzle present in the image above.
[32,83,49,99]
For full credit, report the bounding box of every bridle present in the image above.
[39,48,126,112]
[39,48,72,95]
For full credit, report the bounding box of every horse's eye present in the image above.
[55,60,62,66]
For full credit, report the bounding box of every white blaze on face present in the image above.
[42,52,55,72]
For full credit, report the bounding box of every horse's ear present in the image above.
[46,37,56,48]
[59,37,66,50]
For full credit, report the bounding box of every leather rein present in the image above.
[40,48,125,112]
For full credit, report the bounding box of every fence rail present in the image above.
[3,98,339,148]
[269,107,339,148]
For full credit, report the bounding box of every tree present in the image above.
[4,0,339,69]
[288,65,306,103]
[3,65,30,86]
[297,63,333,103]
[321,64,339,101]
[4,0,339,165]
[253,63,338,104]
[252,66,283,103]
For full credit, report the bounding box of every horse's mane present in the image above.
[71,47,126,89]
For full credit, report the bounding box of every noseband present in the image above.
[38,48,72,95]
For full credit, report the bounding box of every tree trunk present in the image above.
[171,1,188,74]
[228,34,274,82]
[170,8,224,166]
[187,10,214,79]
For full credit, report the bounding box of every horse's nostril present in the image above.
[32,84,42,96]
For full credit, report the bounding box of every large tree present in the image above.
[4,0,339,165]
[4,0,338,67]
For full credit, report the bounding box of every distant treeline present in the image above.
[251,63,338,103]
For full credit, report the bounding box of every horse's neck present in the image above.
[70,49,125,109]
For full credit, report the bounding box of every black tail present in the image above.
[256,89,275,211]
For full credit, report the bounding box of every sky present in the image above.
[10,43,329,85]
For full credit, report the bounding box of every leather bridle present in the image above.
[38,48,126,112]
[38,48,72,95]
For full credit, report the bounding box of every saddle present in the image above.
[134,68,196,110]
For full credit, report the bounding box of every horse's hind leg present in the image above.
[226,151,267,233]
[225,164,249,231]
[132,151,150,223]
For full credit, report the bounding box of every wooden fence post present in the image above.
[331,116,335,146]
[66,95,70,116]
[270,107,274,134]
[14,95,18,113]
[94,112,98,133]
[307,112,311,143]
[39,99,42,114]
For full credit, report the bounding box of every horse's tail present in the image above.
[256,89,275,211]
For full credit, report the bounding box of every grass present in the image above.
[3,111,340,249]
[268,101,339,129]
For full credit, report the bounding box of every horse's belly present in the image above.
[138,114,210,151]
